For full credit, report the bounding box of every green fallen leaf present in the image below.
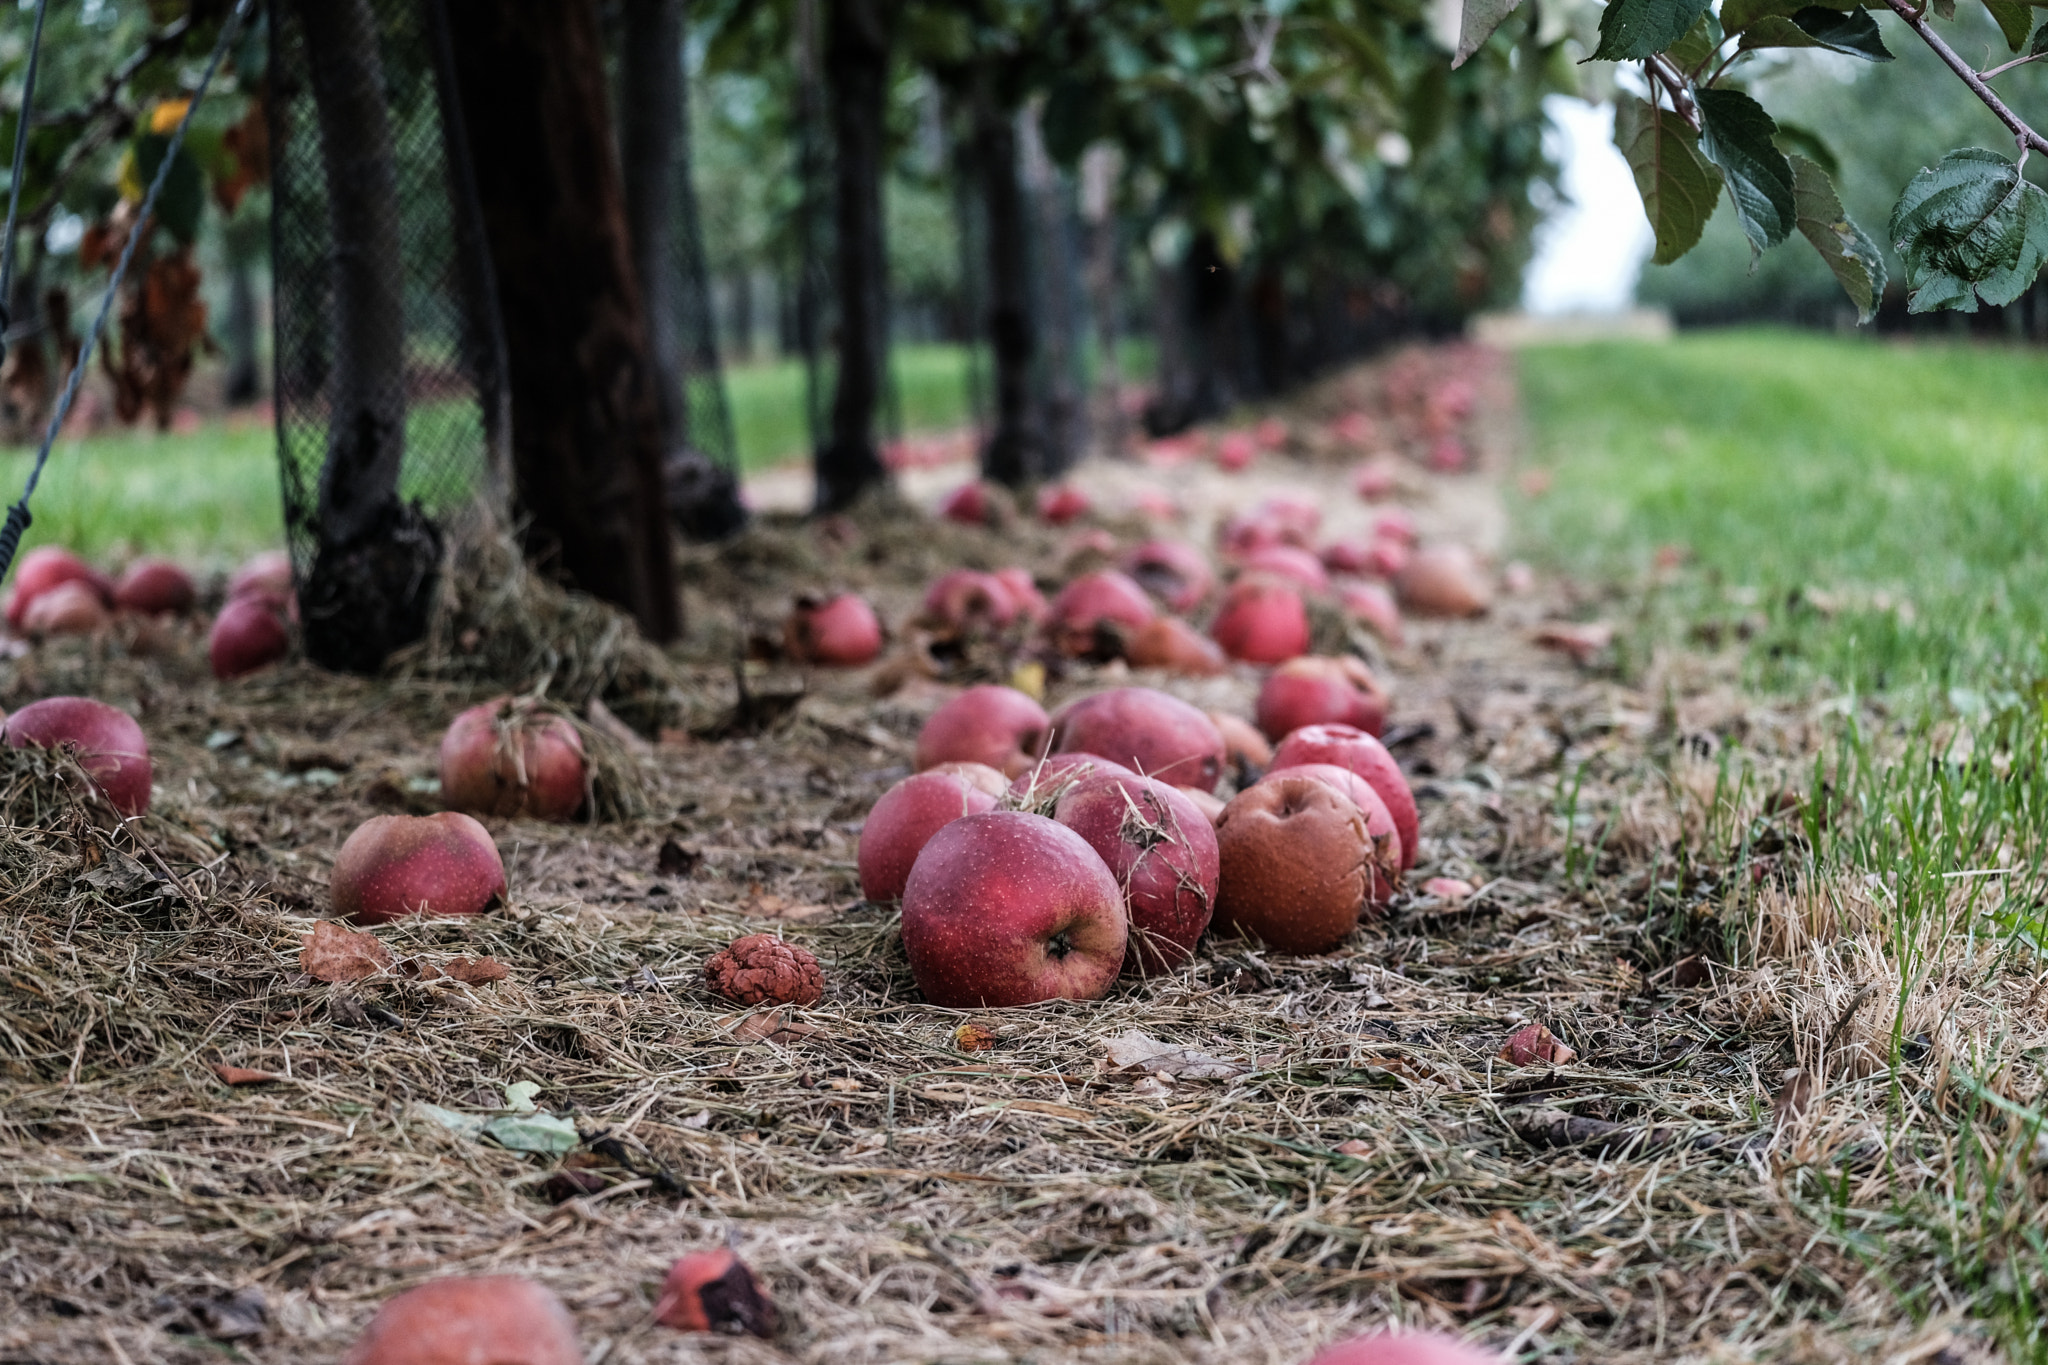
[416,1103,486,1139]
[483,1111,581,1156]
[504,1081,541,1114]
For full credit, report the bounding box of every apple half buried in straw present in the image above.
[900,811,1126,1007]
[439,697,588,822]
[4,696,152,815]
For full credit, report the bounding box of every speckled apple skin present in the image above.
[1304,1330,1502,1365]
[1213,773,1374,954]
[1007,751,1132,805]
[858,770,999,902]
[332,813,507,924]
[1055,772,1218,976]
[439,700,587,822]
[1271,723,1419,871]
[5,696,152,815]
[900,812,1126,1007]
[1050,687,1227,792]
[341,1276,580,1365]
[1210,578,1310,664]
[914,685,1050,778]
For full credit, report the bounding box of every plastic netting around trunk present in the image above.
[268,0,506,670]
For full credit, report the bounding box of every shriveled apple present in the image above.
[785,591,883,666]
[914,685,1050,777]
[1210,577,1309,665]
[901,811,1127,1007]
[1048,569,1154,655]
[1125,616,1226,676]
[654,1247,777,1337]
[209,595,290,679]
[1255,655,1388,741]
[4,696,152,815]
[1396,544,1492,617]
[1213,772,1376,954]
[858,768,1000,902]
[331,812,507,924]
[1270,722,1418,871]
[1255,762,1401,902]
[1050,687,1227,791]
[341,1276,580,1365]
[1055,771,1218,975]
[439,697,588,822]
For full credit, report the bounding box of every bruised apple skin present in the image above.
[1213,773,1375,954]
[332,813,508,924]
[900,811,1126,1007]
[1304,1330,1502,1365]
[439,698,587,822]
[858,769,1000,902]
[914,685,1050,778]
[1050,687,1227,792]
[4,696,152,815]
[1270,723,1419,872]
[1055,771,1218,975]
[341,1276,580,1365]
[784,592,883,666]
[1254,655,1388,741]
[1254,762,1401,903]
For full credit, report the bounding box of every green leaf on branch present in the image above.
[1696,88,1797,255]
[1666,11,1723,73]
[1982,0,2034,50]
[1613,96,1723,265]
[129,134,205,245]
[1790,155,1887,323]
[1889,147,2048,312]
[2032,18,2048,55]
[1452,0,1528,67]
[1740,8,1892,59]
[1931,0,1956,20]
[1593,0,1715,60]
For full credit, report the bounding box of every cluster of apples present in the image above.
[1,543,298,680]
[860,677,1418,1007]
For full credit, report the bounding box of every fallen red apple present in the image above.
[1241,544,1329,593]
[22,580,111,636]
[4,696,152,815]
[1424,876,1475,900]
[939,481,1003,526]
[209,595,290,680]
[1255,762,1401,902]
[991,567,1049,622]
[1036,483,1091,524]
[1270,723,1418,871]
[1120,540,1214,613]
[858,768,1001,902]
[1255,496,1322,543]
[227,549,293,603]
[1210,577,1309,665]
[704,935,825,1007]
[1335,580,1403,644]
[331,812,507,924]
[113,558,197,615]
[654,1248,777,1338]
[1125,616,1227,676]
[1008,751,1133,804]
[1396,544,1492,617]
[341,1276,580,1365]
[439,697,587,822]
[1304,1329,1501,1365]
[1428,435,1469,471]
[1372,508,1418,546]
[1208,711,1273,773]
[1055,771,1218,975]
[1215,430,1255,470]
[1060,527,1119,565]
[785,591,883,666]
[1255,655,1388,741]
[1218,513,1288,560]
[1360,537,1411,579]
[914,685,1050,778]
[900,811,1126,1007]
[1048,569,1154,655]
[927,760,1011,797]
[920,569,1019,634]
[1333,411,1376,447]
[6,545,111,628]
[1050,687,1227,791]
[1254,416,1288,449]
[1352,458,1399,500]
[1212,772,1375,954]
[1321,539,1375,576]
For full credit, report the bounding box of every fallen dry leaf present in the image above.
[1533,621,1614,665]
[301,920,393,983]
[1774,1068,1816,1126]
[1334,1138,1371,1156]
[1103,1031,1246,1081]
[444,956,510,985]
[212,1064,279,1086]
[1128,1074,1174,1102]
[731,1010,822,1046]
[1499,1023,1577,1067]
[739,884,835,922]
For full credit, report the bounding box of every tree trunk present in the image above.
[813,0,894,513]
[975,88,1039,488]
[444,0,680,643]
[294,0,441,674]
[619,0,685,451]
[1020,108,1081,477]
[1078,143,1124,457]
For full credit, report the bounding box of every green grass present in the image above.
[729,342,976,470]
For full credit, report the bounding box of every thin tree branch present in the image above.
[1645,54,1701,133]
[1879,0,2048,155]
[1981,50,2048,81]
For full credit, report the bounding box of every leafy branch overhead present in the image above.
[1452,0,2048,317]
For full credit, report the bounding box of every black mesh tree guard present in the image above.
[268,0,507,671]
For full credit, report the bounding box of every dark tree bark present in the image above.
[1078,143,1125,457]
[619,0,685,450]
[294,0,441,674]
[444,0,680,642]
[813,0,894,513]
[974,90,1041,488]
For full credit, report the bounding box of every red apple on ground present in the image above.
[1429,435,1470,471]
[1270,722,1419,871]
[439,697,587,822]
[114,558,197,615]
[1321,539,1375,576]
[1215,430,1255,470]
[1055,771,1218,975]
[1125,616,1227,676]
[920,569,1019,634]
[6,546,111,628]
[654,1248,777,1338]
[992,566,1049,622]
[1396,544,1492,617]
[1352,458,1399,500]
[1335,580,1403,644]
[785,591,883,665]
[4,696,152,815]
[209,595,291,680]
[1360,537,1411,579]
[939,481,1003,526]
[1120,539,1214,613]
[1255,655,1388,741]
[914,685,1051,778]
[1241,544,1329,592]
[1256,762,1401,902]
[1048,569,1155,655]
[858,769,1001,902]
[1333,411,1376,447]
[1007,751,1133,804]
[1213,772,1377,954]
[1219,513,1288,560]
[1255,495,1322,543]
[227,549,293,602]
[1209,711,1273,772]
[1035,483,1091,524]
[1050,687,1227,791]
[1254,416,1288,449]
[1372,508,1418,546]
[341,1276,580,1365]
[22,580,111,636]
[331,812,507,923]
[1304,1330,1501,1365]
[900,811,1127,1007]
[1210,577,1309,664]
[927,760,1010,797]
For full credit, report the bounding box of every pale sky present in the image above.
[1522,95,1656,315]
